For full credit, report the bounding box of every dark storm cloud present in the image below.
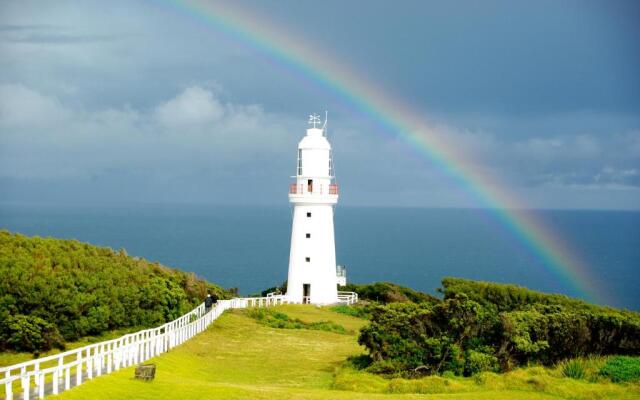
[0,0,638,209]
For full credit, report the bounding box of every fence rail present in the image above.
[337,291,358,305]
[0,293,357,399]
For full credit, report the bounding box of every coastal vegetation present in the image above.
[599,356,640,383]
[1,231,638,398]
[358,278,640,376]
[341,281,439,304]
[49,305,640,400]
[0,231,230,353]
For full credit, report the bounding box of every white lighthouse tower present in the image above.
[286,113,339,305]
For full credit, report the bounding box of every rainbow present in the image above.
[157,0,608,304]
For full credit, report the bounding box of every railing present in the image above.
[338,291,358,305]
[0,292,357,399]
[289,183,338,195]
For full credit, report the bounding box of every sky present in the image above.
[0,0,639,209]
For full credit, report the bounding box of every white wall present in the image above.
[286,204,338,304]
[286,127,339,304]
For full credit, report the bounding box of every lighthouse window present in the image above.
[297,149,303,175]
[306,212,312,217]
[306,233,311,238]
[305,257,311,262]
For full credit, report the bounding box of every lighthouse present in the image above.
[286,113,339,305]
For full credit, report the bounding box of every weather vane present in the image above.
[308,113,321,128]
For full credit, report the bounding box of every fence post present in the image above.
[133,337,139,365]
[123,338,128,367]
[53,359,60,394]
[97,345,103,377]
[5,370,12,400]
[87,347,93,380]
[76,352,82,386]
[21,373,29,400]
[114,341,121,370]
[150,332,154,358]
[145,332,150,360]
[65,365,70,390]
[38,372,44,399]
[107,343,113,373]
[129,336,135,366]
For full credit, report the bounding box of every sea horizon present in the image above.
[2,202,638,311]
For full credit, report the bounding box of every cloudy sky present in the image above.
[1,0,639,209]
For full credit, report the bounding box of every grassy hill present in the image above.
[2,231,638,398]
[48,305,640,400]
[0,231,231,353]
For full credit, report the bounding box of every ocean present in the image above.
[1,204,638,310]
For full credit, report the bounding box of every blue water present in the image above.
[1,204,638,310]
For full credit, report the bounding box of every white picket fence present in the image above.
[0,293,357,400]
[338,291,358,305]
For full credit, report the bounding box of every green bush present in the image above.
[259,280,287,297]
[562,359,586,380]
[330,304,371,319]
[342,282,438,304]
[357,278,640,377]
[1,314,65,353]
[0,230,231,352]
[599,356,640,382]
[247,308,348,334]
[366,359,410,375]
[465,349,499,375]
[308,320,346,333]
[346,354,373,369]
[359,296,498,376]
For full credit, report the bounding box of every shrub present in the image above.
[308,320,346,333]
[357,278,640,376]
[599,356,640,382]
[346,354,373,369]
[342,282,439,304]
[0,231,231,352]
[465,349,499,375]
[330,304,371,319]
[1,314,65,353]
[562,359,586,380]
[359,296,499,376]
[366,359,409,375]
[259,280,287,297]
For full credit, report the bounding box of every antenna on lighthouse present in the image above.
[322,110,328,137]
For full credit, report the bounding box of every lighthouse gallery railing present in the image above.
[289,183,338,195]
[0,293,357,399]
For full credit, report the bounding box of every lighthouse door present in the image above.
[307,179,313,194]
[303,284,311,304]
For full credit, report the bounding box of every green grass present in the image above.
[600,356,640,383]
[557,356,607,382]
[562,359,587,379]
[31,305,639,400]
[246,307,349,334]
[330,304,371,319]
[334,364,640,399]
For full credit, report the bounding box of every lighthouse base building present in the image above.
[285,115,341,305]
